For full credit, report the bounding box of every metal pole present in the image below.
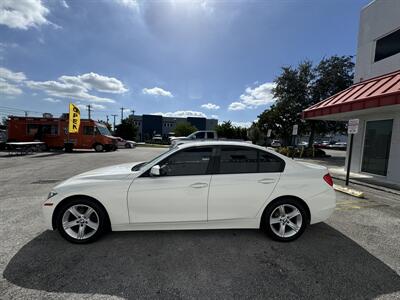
[345,134,354,186]
[111,114,117,132]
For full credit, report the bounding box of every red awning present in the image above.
[303,69,400,119]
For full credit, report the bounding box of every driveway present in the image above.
[1,148,399,299]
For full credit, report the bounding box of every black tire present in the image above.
[56,198,108,244]
[94,144,104,152]
[262,197,308,242]
[125,143,132,148]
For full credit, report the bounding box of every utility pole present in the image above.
[111,114,118,132]
[120,107,125,122]
[87,104,92,119]
[106,115,109,124]
[24,111,28,117]
[131,109,135,116]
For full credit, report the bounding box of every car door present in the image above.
[208,146,284,221]
[128,146,214,223]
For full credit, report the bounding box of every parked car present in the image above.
[327,142,347,150]
[297,141,308,147]
[170,130,217,148]
[116,137,136,149]
[270,140,281,147]
[152,134,163,143]
[314,141,334,149]
[43,140,336,244]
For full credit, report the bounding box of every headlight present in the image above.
[47,191,58,199]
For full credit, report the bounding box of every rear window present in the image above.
[259,151,285,173]
[219,147,258,174]
[217,146,285,174]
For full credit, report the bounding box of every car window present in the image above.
[195,132,205,139]
[83,126,94,135]
[207,132,214,139]
[159,147,213,176]
[259,151,285,173]
[219,146,258,174]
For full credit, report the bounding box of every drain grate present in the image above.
[31,179,61,184]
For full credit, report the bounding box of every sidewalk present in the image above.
[295,156,400,196]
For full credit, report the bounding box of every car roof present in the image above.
[177,140,266,151]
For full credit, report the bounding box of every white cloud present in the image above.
[77,103,106,111]
[114,0,138,10]
[228,82,276,110]
[0,78,23,95]
[142,87,173,97]
[0,0,49,30]
[43,97,60,103]
[0,67,26,82]
[152,111,207,118]
[201,102,220,110]
[211,114,218,119]
[61,0,69,8]
[231,121,252,128]
[0,67,25,95]
[228,102,247,111]
[26,72,128,103]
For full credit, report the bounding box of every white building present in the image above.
[304,0,400,185]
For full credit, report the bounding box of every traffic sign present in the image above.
[348,119,359,134]
[292,124,298,136]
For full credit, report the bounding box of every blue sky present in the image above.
[0,0,370,127]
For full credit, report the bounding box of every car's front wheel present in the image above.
[263,198,307,242]
[56,198,107,243]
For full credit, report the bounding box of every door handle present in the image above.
[190,182,209,188]
[258,178,275,184]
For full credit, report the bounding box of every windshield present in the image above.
[96,125,111,136]
[131,148,175,171]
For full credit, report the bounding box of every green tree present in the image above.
[115,117,138,140]
[258,61,314,145]
[215,121,249,140]
[174,122,197,136]
[308,55,354,144]
[257,56,354,146]
[1,117,8,127]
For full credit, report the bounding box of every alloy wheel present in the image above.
[62,204,99,240]
[269,204,303,238]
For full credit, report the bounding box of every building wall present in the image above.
[131,115,218,141]
[354,0,400,82]
[346,111,400,184]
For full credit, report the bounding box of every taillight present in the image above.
[323,173,333,187]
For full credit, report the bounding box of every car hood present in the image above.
[54,161,144,189]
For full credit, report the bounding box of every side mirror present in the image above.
[150,165,160,176]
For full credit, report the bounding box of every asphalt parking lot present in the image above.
[1,148,399,299]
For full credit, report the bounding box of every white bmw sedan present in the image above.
[43,141,336,243]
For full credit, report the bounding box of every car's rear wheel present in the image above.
[56,198,107,243]
[125,143,132,148]
[263,198,307,242]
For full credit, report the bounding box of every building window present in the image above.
[361,119,393,176]
[374,28,400,62]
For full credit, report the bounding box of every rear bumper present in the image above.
[308,188,336,224]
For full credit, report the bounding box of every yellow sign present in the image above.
[68,103,81,133]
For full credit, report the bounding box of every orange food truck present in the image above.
[7,115,117,152]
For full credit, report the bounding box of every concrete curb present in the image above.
[332,175,400,197]
[333,184,365,198]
